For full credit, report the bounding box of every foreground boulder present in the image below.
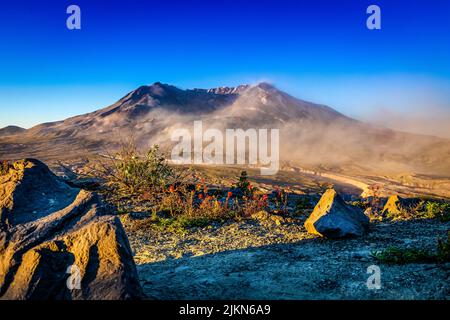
[0,159,142,300]
[304,189,370,238]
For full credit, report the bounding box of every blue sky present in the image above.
[0,0,449,136]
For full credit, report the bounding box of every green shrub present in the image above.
[422,201,450,222]
[175,215,216,229]
[373,231,450,264]
[384,200,450,222]
[100,141,177,200]
[234,171,255,197]
[371,246,435,264]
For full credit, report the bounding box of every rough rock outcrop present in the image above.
[0,159,142,300]
[381,195,419,219]
[0,125,26,137]
[304,189,370,238]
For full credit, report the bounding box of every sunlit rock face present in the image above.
[0,159,142,300]
[304,189,370,238]
[381,195,420,220]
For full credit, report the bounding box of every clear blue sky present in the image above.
[0,0,449,136]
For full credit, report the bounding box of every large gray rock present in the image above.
[0,159,142,300]
[304,189,370,238]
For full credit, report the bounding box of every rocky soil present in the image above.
[122,213,450,300]
[1,159,448,300]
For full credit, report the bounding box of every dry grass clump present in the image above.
[0,160,11,176]
[384,199,450,222]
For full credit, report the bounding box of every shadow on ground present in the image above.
[136,219,450,300]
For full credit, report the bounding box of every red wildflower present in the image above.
[141,191,151,200]
[198,194,204,200]
[227,191,232,198]
[262,194,268,201]
[169,185,175,193]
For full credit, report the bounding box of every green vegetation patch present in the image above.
[420,201,450,222]
[372,232,450,264]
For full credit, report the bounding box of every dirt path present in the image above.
[319,172,371,197]
[286,166,371,197]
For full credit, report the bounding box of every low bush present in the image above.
[97,140,187,202]
[421,201,450,222]
[371,246,435,264]
[384,199,450,222]
[372,231,450,264]
[234,171,255,197]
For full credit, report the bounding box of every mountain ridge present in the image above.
[0,125,26,137]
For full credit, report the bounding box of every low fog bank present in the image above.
[362,108,450,140]
[134,114,450,177]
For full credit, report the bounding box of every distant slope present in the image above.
[0,125,26,137]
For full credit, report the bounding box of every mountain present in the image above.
[0,125,26,137]
[1,82,450,176]
[22,82,354,143]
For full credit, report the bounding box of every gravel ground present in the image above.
[121,214,450,300]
